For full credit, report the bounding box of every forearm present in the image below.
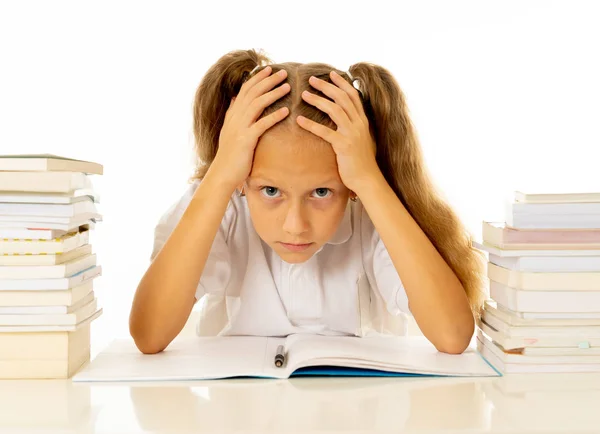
[355,172,474,354]
[129,169,236,353]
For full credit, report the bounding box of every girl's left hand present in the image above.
[296,71,381,194]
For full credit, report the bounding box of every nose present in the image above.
[282,200,309,237]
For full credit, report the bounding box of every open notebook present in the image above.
[72,335,501,382]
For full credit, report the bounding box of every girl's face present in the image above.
[245,129,351,264]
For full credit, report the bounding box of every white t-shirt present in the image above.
[151,180,412,338]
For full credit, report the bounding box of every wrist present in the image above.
[351,167,388,198]
[201,164,239,197]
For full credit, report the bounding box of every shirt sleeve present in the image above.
[150,180,234,302]
[360,205,412,317]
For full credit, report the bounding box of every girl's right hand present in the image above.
[210,65,291,189]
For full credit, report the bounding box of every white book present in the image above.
[72,335,500,382]
[0,217,98,231]
[477,319,600,350]
[0,308,101,332]
[0,171,91,193]
[0,291,94,314]
[0,299,98,326]
[476,335,600,373]
[0,244,92,266]
[473,240,600,257]
[0,199,97,217]
[506,212,600,229]
[0,154,103,174]
[510,202,600,215]
[477,331,600,364]
[0,222,95,239]
[0,212,102,225]
[0,280,93,307]
[487,263,600,291]
[515,191,600,204]
[0,228,89,255]
[484,300,600,326]
[0,254,96,279]
[489,253,600,272]
[490,281,600,313]
[0,189,98,204]
[0,265,101,291]
[495,302,600,320]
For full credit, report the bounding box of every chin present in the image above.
[273,244,317,264]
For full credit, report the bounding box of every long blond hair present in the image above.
[191,48,486,318]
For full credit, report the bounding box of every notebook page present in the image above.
[282,335,499,377]
[73,336,276,382]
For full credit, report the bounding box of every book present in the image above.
[0,154,103,175]
[477,330,600,364]
[487,263,600,291]
[0,254,96,279]
[515,191,600,204]
[0,244,92,266]
[0,189,98,204]
[0,346,90,379]
[0,307,101,332]
[476,334,600,373]
[473,240,600,257]
[0,198,97,217]
[505,212,600,229]
[0,280,93,307]
[477,319,600,350]
[0,265,101,291]
[0,229,89,255]
[0,171,91,193]
[71,335,501,382]
[490,281,600,313]
[489,252,600,272]
[482,221,600,249]
[0,222,94,239]
[0,212,102,225]
[0,298,98,326]
[510,202,600,215]
[0,320,90,360]
[483,300,600,327]
[0,291,94,314]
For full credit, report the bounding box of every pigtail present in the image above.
[191,49,272,180]
[349,63,486,318]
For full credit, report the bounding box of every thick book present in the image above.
[0,265,101,291]
[490,281,600,313]
[0,291,94,314]
[72,335,501,382]
[0,198,98,217]
[515,191,600,204]
[505,211,600,229]
[0,244,92,267]
[0,154,103,175]
[476,333,600,374]
[473,240,600,257]
[0,222,94,240]
[483,300,600,327]
[0,307,101,332]
[489,252,600,272]
[0,280,93,307]
[0,212,102,225]
[487,263,600,291]
[0,228,89,255]
[0,171,92,193]
[0,254,96,279]
[482,221,600,249]
[0,189,98,204]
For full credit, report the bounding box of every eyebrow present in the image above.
[248,176,340,190]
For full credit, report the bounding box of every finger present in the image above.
[301,90,350,130]
[238,66,272,98]
[247,82,291,124]
[245,68,288,102]
[308,74,363,123]
[295,115,339,144]
[329,71,365,120]
[251,107,290,137]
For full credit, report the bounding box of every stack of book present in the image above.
[474,191,600,374]
[0,154,103,379]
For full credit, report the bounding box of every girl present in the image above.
[129,49,486,355]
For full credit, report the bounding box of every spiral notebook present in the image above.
[72,335,500,382]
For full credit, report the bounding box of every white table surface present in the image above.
[1,372,600,433]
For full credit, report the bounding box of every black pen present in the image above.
[274,345,286,367]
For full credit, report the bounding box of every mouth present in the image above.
[278,242,314,252]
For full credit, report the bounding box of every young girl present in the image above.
[129,49,485,355]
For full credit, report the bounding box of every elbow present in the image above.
[129,316,168,355]
[434,318,475,355]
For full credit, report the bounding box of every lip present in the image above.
[279,242,313,252]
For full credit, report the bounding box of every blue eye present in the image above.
[312,188,331,198]
[260,186,280,198]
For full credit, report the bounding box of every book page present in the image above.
[73,336,287,382]
[281,334,498,377]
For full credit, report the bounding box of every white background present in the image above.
[1,0,599,356]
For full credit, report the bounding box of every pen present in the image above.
[274,345,286,367]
